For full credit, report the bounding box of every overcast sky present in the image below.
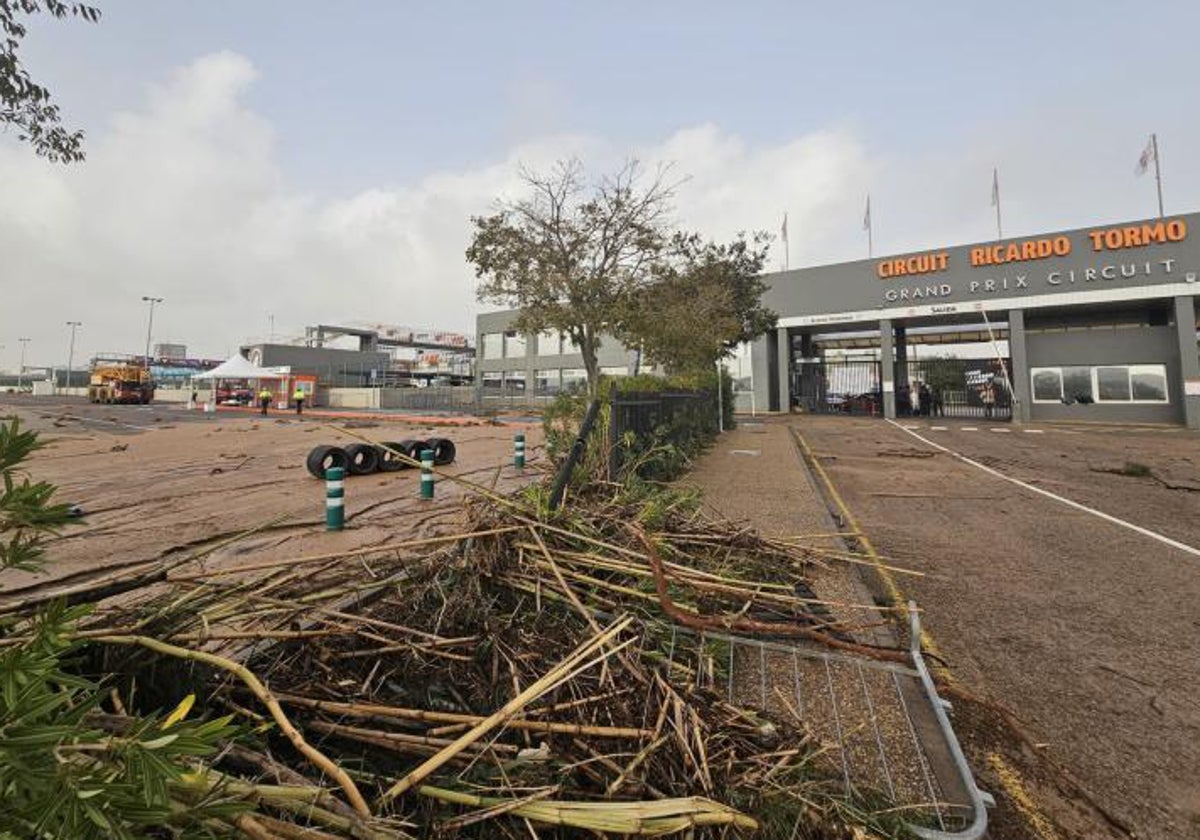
[2,1,1199,370]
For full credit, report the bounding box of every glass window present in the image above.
[562,332,581,354]
[1130,365,1168,401]
[482,371,502,390]
[1061,367,1093,403]
[535,369,560,393]
[600,366,627,377]
[504,332,527,358]
[536,331,560,356]
[1032,369,1062,402]
[561,368,587,391]
[1095,367,1131,402]
[481,333,503,359]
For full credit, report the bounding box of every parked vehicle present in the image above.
[88,360,155,404]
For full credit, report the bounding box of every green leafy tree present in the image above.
[620,232,776,375]
[467,158,677,396]
[1,0,100,163]
[1,418,73,572]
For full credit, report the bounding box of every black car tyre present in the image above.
[306,445,350,479]
[424,437,456,466]
[344,443,381,475]
[378,442,408,472]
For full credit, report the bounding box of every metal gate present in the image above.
[793,360,883,416]
[899,357,1012,420]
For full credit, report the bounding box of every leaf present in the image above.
[160,693,194,729]
[137,734,179,750]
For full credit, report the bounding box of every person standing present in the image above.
[981,380,996,419]
[258,387,272,416]
[910,380,922,417]
[293,385,305,415]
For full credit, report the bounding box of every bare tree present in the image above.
[466,159,677,396]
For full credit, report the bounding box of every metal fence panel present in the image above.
[899,358,1012,420]
[793,360,884,416]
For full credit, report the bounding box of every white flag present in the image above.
[781,212,788,241]
[991,168,1000,207]
[862,195,871,231]
[1135,135,1155,176]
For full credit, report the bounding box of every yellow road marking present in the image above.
[792,424,1062,840]
[988,753,1061,840]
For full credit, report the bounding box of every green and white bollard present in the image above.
[325,466,345,531]
[419,448,435,500]
[514,432,525,470]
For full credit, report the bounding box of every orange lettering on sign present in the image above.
[877,251,949,280]
[1089,219,1187,251]
[969,236,1072,266]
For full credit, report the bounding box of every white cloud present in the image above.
[1,50,1197,372]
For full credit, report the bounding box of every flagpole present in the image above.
[1151,133,1164,218]
[993,168,1003,240]
[865,195,873,258]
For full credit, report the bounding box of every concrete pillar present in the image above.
[776,326,791,412]
[879,319,896,419]
[798,332,815,360]
[750,333,772,413]
[1174,295,1200,430]
[525,332,537,396]
[1008,309,1032,423]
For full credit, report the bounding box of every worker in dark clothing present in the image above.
[293,386,305,415]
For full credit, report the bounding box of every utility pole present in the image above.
[141,296,163,367]
[65,321,82,395]
[17,337,30,391]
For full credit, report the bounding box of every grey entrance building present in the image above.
[750,211,1200,428]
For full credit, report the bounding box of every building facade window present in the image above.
[504,331,527,358]
[600,366,627,377]
[536,331,561,357]
[1031,364,1169,404]
[535,369,561,393]
[504,370,526,391]
[481,333,503,359]
[561,368,587,391]
[482,371,503,390]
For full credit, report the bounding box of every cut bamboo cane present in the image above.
[95,635,371,818]
[379,615,634,802]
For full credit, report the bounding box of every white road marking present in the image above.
[886,419,1200,560]
[990,428,1012,433]
[1023,429,1045,434]
[903,425,923,430]
[930,426,948,431]
[960,427,978,432]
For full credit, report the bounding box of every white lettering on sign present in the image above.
[882,259,1187,304]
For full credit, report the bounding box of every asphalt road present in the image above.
[797,416,1200,840]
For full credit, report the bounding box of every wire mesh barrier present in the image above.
[607,389,719,481]
[792,360,884,416]
[899,357,1012,421]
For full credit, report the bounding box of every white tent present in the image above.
[191,354,290,412]
[193,354,289,381]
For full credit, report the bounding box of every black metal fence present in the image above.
[899,357,1012,420]
[792,360,884,416]
[608,389,718,480]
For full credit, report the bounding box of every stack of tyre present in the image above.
[306,438,456,479]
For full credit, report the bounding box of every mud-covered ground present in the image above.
[0,395,543,604]
[798,415,1200,840]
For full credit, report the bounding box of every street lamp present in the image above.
[141,296,163,367]
[65,321,82,395]
[17,338,30,391]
